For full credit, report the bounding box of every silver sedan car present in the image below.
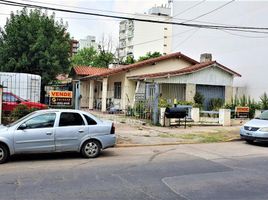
[240,110,268,144]
[0,109,116,163]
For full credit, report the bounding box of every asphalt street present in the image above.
[1,141,268,200]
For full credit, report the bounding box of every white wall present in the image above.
[132,19,172,59]
[154,66,234,86]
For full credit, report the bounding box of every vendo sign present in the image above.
[49,91,73,106]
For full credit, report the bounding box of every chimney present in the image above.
[200,53,212,63]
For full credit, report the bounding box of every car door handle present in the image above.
[46,132,53,135]
[78,130,84,133]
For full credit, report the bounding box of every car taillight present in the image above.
[110,123,115,134]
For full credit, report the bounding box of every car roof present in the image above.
[33,109,98,118]
[34,109,83,113]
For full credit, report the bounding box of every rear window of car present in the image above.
[59,112,85,126]
[256,111,268,120]
[83,114,97,125]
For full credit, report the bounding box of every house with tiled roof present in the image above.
[70,52,241,111]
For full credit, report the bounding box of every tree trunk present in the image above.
[40,84,46,104]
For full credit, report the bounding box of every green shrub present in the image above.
[194,92,204,109]
[10,105,37,121]
[176,100,193,106]
[260,92,268,110]
[209,98,224,111]
[158,98,172,108]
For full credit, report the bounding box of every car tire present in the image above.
[81,140,101,158]
[245,139,254,144]
[0,144,9,164]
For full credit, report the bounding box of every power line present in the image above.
[0,12,121,21]
[220,29,268,38]
[173,29,200,50]
[0,0,268,34]
[173,0,206,17]
[21,0,140,17]
[183,0,235,23]
[128,28,197,47]
[20,0,256,30]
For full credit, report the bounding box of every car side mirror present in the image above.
[16,100,21,104]
[19,123,27,130]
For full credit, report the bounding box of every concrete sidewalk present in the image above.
[86,110,241,147]
[115,122,241,147]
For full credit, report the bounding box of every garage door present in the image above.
[196,85,225,110]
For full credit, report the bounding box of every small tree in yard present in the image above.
[194,92,204,108]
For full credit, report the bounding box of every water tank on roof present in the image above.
[148,6,171,16]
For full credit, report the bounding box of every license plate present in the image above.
[246,132,252,136]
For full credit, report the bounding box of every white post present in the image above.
[191,107,200,122]
[254,110,261,118]
[101,78,108,112]
[88,80,95,110]
[159,107,166,126]
[219,109,231,126]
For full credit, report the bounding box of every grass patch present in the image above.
[159,131,238,143]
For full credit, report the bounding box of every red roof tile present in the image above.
[90,52,199,77]
[73,66,111,76]
[127,61,241,79]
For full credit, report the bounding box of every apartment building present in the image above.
[118,5,172,61]
[78,35,98,50]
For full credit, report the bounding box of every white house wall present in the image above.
[101,72,137,110]
[154,66,233,86]
[80,80,90,108]
[127,58,192,77]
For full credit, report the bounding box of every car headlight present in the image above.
[259,127,268,132]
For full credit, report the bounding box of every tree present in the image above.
[137,52,162,62]
[94,44,114,68]
[71,35,115,68]
[260,92,268,110]
[71,47,97,66]
[0,9,71,102]
[194,92,204,109]
[121,55,135,65]
[94,35,115,68]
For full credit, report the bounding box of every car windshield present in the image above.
[255,111,268,120]
[7,111,37,127]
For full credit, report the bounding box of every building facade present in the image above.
[78,35,98,50]
[70,38,79,56]
[70,52,241,112]
[118,5,172,61]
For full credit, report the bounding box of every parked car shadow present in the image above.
[245,141,268,147]
[8,150,118,163]
[9,152,82,163]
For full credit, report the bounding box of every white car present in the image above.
[0,109,116,163]
[240,110,268,144]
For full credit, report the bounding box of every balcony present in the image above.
[119,24,126,31]
[127,33,134,38]
[119,33,126,40]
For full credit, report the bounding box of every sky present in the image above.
[0,0,268,100]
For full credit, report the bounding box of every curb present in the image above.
[115,138,242,148]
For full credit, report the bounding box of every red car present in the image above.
[2,92,47,112]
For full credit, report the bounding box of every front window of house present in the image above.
[114,82,121,99]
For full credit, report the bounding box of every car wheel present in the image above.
[245,139,254,144]
[0,144,9,164]
[81,140,101,158]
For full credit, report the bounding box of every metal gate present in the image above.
[196,85,225,110]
